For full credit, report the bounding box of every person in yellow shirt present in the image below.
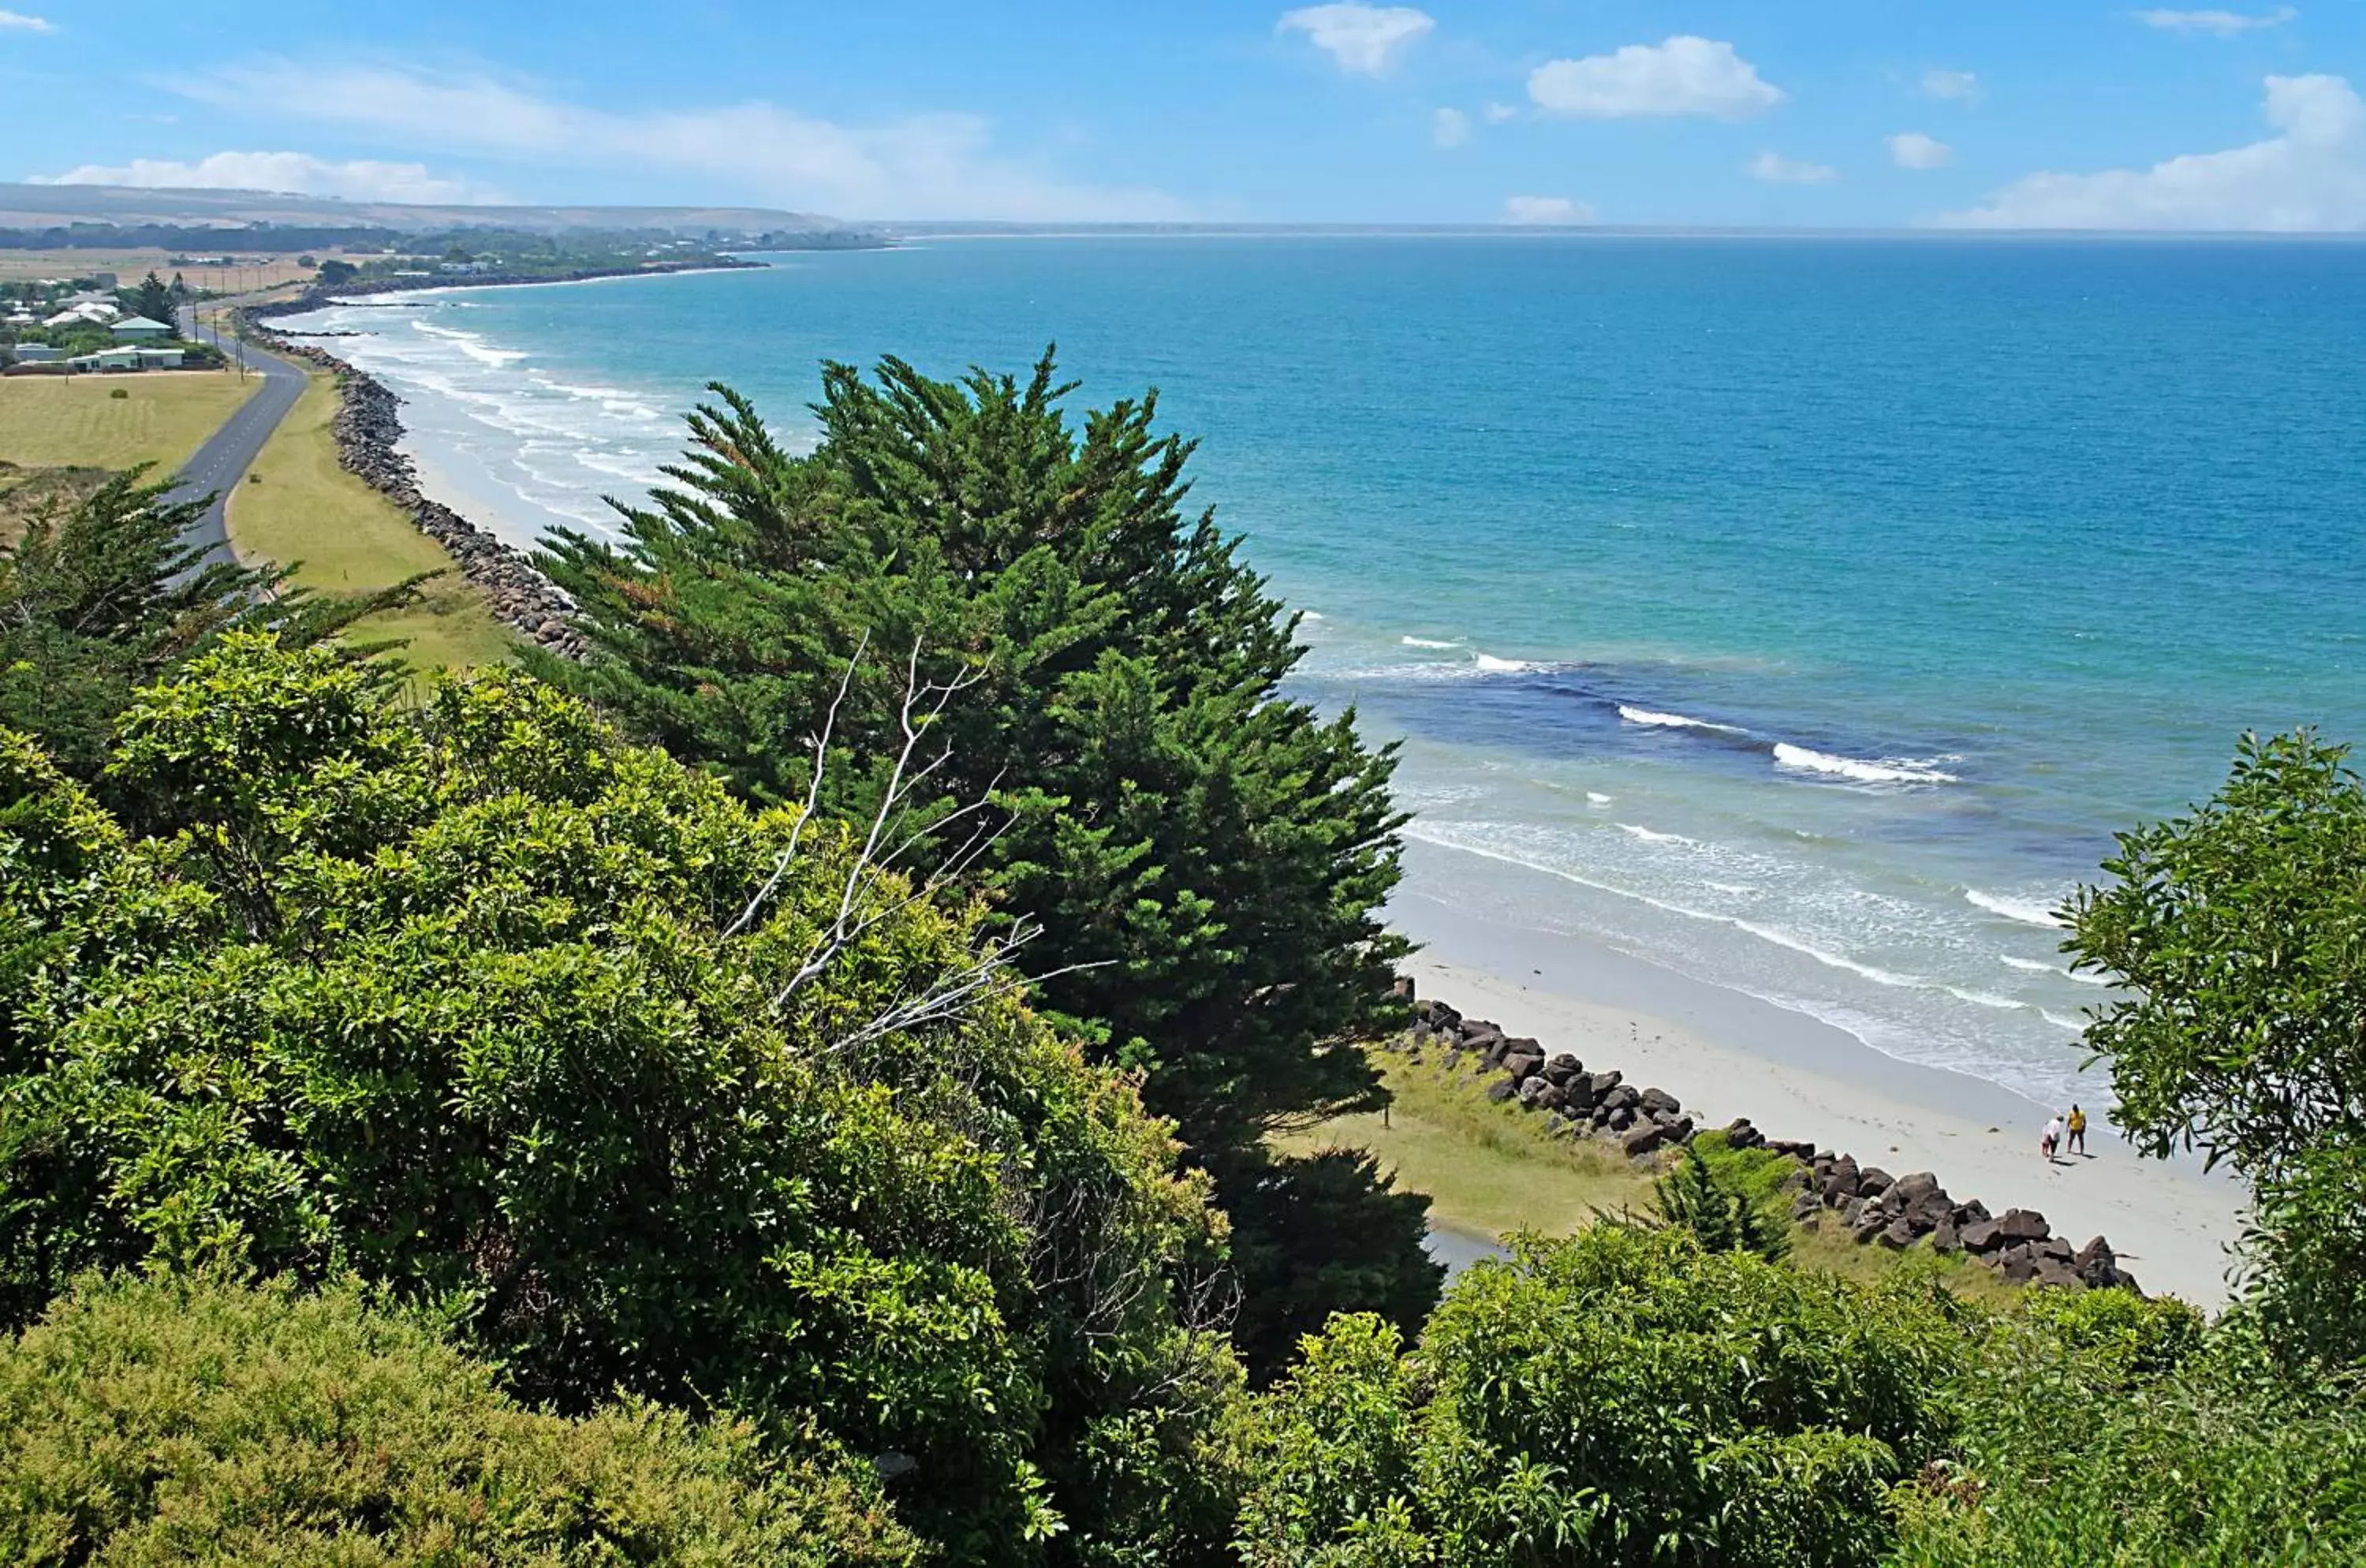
[2066,1103,2088,1157]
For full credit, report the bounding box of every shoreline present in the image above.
[1388,844,2246,1307]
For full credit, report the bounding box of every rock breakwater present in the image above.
[1393,984,2137,1295]
[242,297,585,658]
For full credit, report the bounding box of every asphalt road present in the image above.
[170,306,308,566]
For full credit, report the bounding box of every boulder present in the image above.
[2031,1260,2084,1290]
[1841,1197,1868,1231]
[1931,1219,1961,1254]
[1607,1106,1636,1133]
[1392,975,1416,1002]
[1958,1219,2005,1255]
[1791,1190,1822,1222]
[2036,1237,2076,1264]
[1639,1087,1682,1118]
[1725,1118,1765,1149]
[1516,1076,1554,1107]
[1889,1172,1942,1209]
[1952,1199,1991,1228]
[1857,1167,1894,1199]
[1601,1084,1641,1114]
[1501,1048,1546,1084]
[1878,1218,1918,1250]
[1825,1156,1861,1200]
[1462,1024,1506,1055]
[1484,1078,1518,1103]
[1531,1082,1571,1114]
[1587,1070,1624,1100]
[1995,1209,2051,1245]
[1621,1120,1679,1158]
[2001,1253,2040,1285]
[2074,1237,2118,1287]
[1542,1054,1584,1087]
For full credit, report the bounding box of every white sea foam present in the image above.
[1473,652,1537,672]
[411,319,530,367]
[1584,792,1614,806]
[1771,742,1958,786]
[1999,955,2063,975]
[2039,1010,2088,1033]
[1705,880,1756,896]
[1965,888,2062,927]
[1617,704,1746,734]
[1401,636,1461,649]
[1299,610,1324,621]
[1616,823,1700,847]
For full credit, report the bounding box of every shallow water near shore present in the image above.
[282,236,2366,1109]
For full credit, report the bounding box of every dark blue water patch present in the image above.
[1310,663,1981,793]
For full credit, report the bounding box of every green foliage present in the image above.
[1655,1134,1792,1263]
[1213,1147,1442,1383]
[1237,1224,1965,1566]
[0,468,414,782]
[2068,730,2366,1363]
[119,270,176,330]
[0,634,1244,1564]
[1895,1297,2366,1565]
[533,354,1431,1369]
[1,1269,917,1566]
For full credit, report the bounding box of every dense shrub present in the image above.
[1895,1294,2366,1563]
[0,1270,916,1566]
[0,634,1242,1563]
[1236,1224,1967,1566]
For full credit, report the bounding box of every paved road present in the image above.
[170,306,308,566]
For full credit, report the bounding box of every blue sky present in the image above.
[6,2,2363,227]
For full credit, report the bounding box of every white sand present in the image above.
[1398,941,2247,1309]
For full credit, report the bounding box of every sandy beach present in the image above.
[1391,844,2248,1309]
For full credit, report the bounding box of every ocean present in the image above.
[282,236,2366,1107]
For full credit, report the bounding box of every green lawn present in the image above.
[1274,1047,1658,1253]
[0,371,257,473]
[226,371,516,673]
[1286,1043,2027,1303]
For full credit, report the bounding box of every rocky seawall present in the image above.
[241,294,585,658]
[1396,987,2136,1295]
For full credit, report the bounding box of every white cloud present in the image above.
[0,9,55,28]
[2135,6,2297,35]
[1502,194,1593,224]
[1944,73,2366,230]
[1277,3,1434,76]
[30,151,506,203]
[1481,101,1519,124]
[1528,36,1784,121]
[163,62,1186,222]
[1922,69,1980,103]
[1748,150,1838,185]
[1889,131,1954,169]
[1431,106,1470,148]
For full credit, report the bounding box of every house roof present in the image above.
[110,315,173,332]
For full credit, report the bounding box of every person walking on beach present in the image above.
[2067,1103,2088,1157]
[2042,1114,2062,1163]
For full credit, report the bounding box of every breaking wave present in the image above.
[1771,743,1958,786]
[1966,888,2063,927]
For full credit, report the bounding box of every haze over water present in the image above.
[289,236,2366,1107]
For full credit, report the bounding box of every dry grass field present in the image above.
[0,371,257,472]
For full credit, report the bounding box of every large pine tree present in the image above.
[536,353,1440,1365]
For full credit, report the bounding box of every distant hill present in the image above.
[0,183,847,237]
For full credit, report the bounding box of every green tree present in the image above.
[2067,730,2366,1362]
[0,468,409,782]
[1236,1225,1963,1567]
[535,355,1433,1368]
[2,1270,920,1566]
[1655,1133,1793,1263]
[125,269,174,330]
[0,635,1244,1564]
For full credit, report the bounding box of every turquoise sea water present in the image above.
[287,237,2366,1106]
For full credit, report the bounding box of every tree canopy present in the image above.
[0,633,1241,1564]
[2068,730,2366,1363]
[534,353,1437,1369]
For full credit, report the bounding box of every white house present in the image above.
[13,344,63,363]
[69,347,144,371]
[110,315,174,342]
